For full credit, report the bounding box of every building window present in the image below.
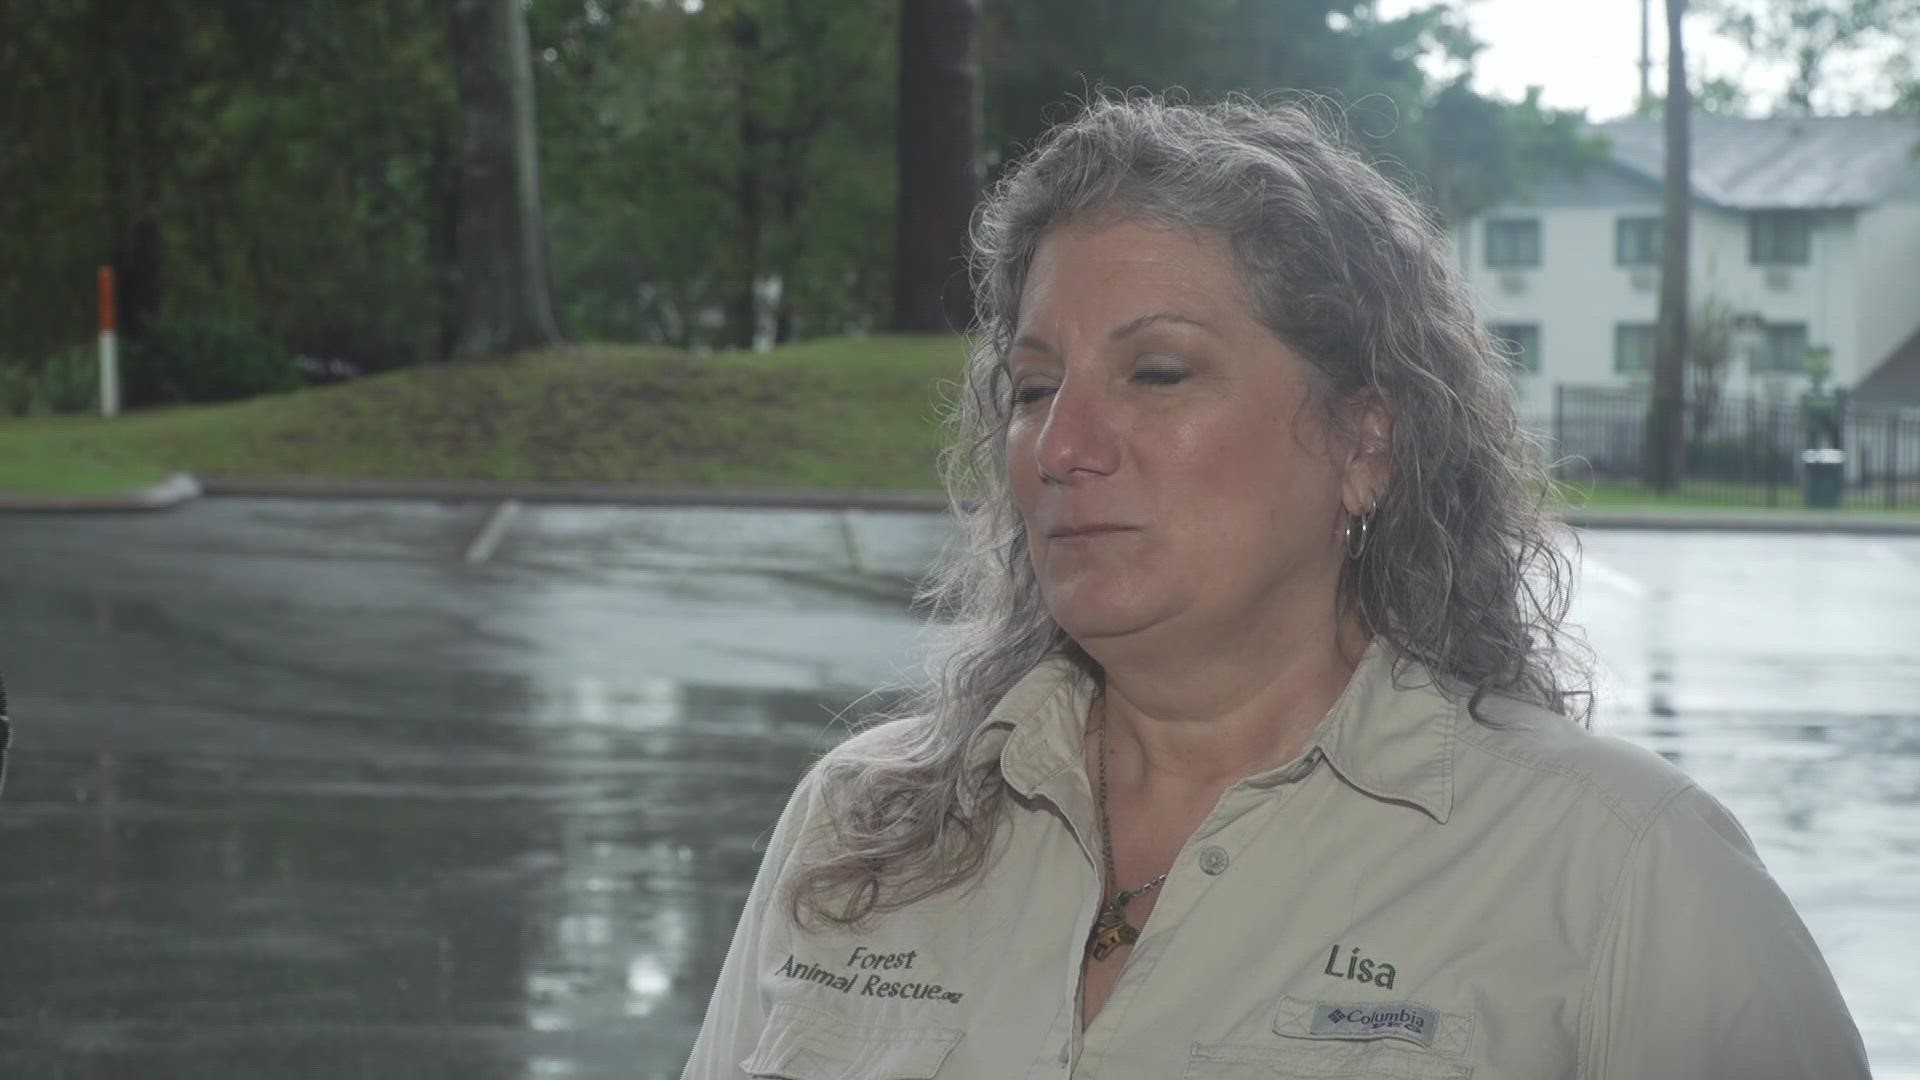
[1753,323,1809,374]
[1615,217,1661,266]
[1749,212,1811,265]
[1490,323,1541,374]
[1615,323,1656,375]
[1485,218,1541,269]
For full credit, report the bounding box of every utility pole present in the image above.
[1639,0,1654,108]
[1648,0,1690,492]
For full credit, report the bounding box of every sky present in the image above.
[1382,0,1903,120]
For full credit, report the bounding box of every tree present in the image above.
[1631,74,1753,117]
[0,0,459,371]
[979,1,1595,230]
[893,0,983,333]
[1414,82,1607,227]
[1688,297,1736,436]
[981,0,1448,162]
[1648,0,1690,491]
[1702,0,1920,114]
[447,0,563,359]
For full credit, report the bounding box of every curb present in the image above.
[6,474,1920,535]
[0,472,202,513]
[1558,508,1920,535]
[178,478,1920,533]
[197,475,952,513]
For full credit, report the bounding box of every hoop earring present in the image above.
[1344,496,1378,561]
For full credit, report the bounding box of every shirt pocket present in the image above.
[1183,993,1476,1080]
[740,1001,965,1080]
[1182,1042,1472,1080]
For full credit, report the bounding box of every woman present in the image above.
[683,95,1868,1079]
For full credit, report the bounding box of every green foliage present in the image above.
[532,0,896,348]
[981,1,1598,227]
[0,346,100,418]
[1403,82,1608,225]
[1701,0,1920,114]
[1,0,1613,369]
[1631,74,1756,118]
[125,315,298,408]
[35,345,101,416]
[0,364,39,419]
[1690,298,1736,373]
[0,336,965,494]
[982,0,1465,155]
[1687,296,1738,434]
[0,0,455,369]
[1685,436,1791,479]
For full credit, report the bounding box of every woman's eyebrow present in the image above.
[1010,333,1056,357]
[1008,311,1217,363]
[1109,311,1221,341]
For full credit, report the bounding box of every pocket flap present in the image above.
[1273,994,1473,1057]
[742,1001,964,1079]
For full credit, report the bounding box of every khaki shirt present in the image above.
[683,641,1869,1079]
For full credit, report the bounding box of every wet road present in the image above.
[0,501,1914,1078]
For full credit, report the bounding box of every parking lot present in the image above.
[1,500,1916,1078]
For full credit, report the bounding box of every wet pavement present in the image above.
[0,501,1914,1078]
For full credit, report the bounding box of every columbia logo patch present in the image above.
[1311,1001,1439,1048]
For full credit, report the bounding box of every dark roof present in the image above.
[1598,116,1920,210]
[1857,324,1920,404]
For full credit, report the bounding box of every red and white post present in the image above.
[98,266,120,417]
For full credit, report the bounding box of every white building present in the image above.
[1456,115,1920,426]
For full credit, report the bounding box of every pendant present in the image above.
[1087,896,1141,960]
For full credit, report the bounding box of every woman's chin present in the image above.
[1043,589,1164,646]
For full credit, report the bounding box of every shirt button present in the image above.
[1199,845,1230,875]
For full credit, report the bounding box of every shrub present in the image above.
[32,344,101,414]
[0,360,33,417]
[0,345,100,417]
[125,315,299,408]
[1686,436,1792,480]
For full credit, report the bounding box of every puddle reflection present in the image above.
[2,508,1915,1077]
[0,675,859,1079]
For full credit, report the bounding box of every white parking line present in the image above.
[575,675,610,726]
[1867,544,1913,569]
[464,499,522,565]
[839,510,868,574]
[1580,554,1647,598]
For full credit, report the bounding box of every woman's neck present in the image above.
[1093,613,1371,794]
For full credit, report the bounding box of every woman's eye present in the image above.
[1134,367,1187,386]
[1012,384,1056,406]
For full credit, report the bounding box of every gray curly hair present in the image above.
[790,92,1587,927]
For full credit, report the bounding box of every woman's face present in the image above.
[1006,220,1385,656]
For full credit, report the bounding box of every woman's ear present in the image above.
[1341,393,1393,514]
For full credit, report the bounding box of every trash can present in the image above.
[1802,448,1845,508]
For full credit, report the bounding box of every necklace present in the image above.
[1086,694,1170,961]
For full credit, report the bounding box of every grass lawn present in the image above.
[5,338,1917,521]
[0,335,969,496]
[0,418,177,494]
[1557,479,1920,517]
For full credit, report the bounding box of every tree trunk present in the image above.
[97,1,162,345]
[447,0,563,360]
[427,114,462,361]
[730,11,765,350]
[891,0,982,333]
[1647,0,1690,491]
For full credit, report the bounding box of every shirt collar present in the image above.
[1306,638,1457,823]
[961,638,1457,823]
[961,655,1095,797]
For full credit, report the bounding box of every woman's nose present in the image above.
[1034,376,1121,482]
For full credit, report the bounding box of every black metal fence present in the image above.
[1550,385,1920,511]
